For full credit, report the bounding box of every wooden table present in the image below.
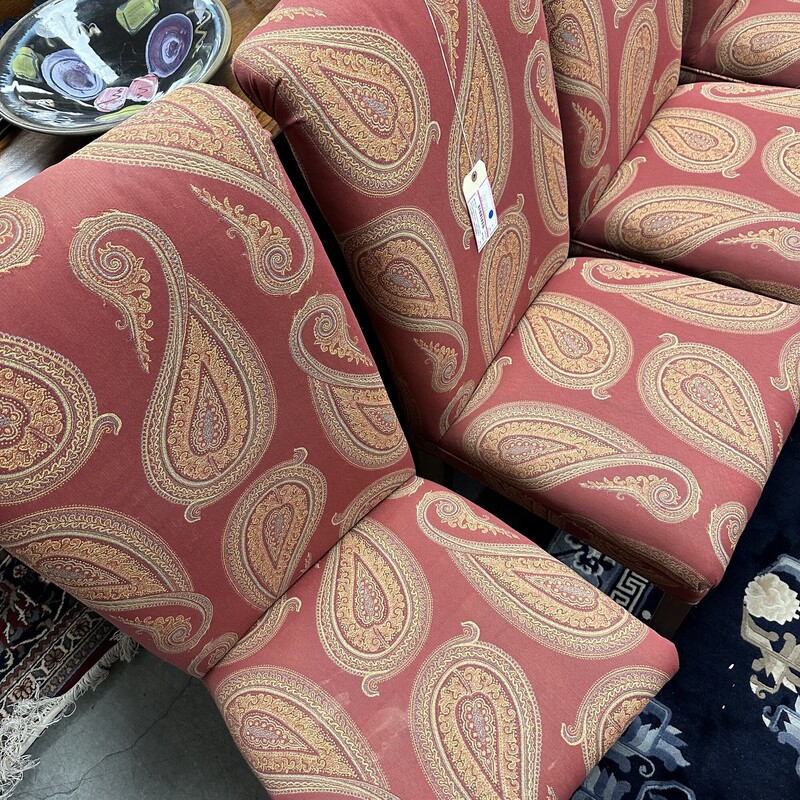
[0,0,279,197]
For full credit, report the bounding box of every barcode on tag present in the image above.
[462,160,498,252]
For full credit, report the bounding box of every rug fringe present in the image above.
[0,635,139,799]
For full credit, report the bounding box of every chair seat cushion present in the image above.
[577,82,800,303]
[439,257,800,602]
[204,478,678,800]
[683,0,800,87]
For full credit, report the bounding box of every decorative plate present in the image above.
[0,0,231,135]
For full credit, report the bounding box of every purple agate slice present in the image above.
[41,49,105,100]
[145,14,193,78]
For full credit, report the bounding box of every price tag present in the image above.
[462,160,498,252]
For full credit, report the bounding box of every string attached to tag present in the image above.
[422,0,498,252]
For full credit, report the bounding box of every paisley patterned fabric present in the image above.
[0,197,44,275]
[440,258,800,602]
[0,83,682,800]
[206,479,678,799]
[0,85,414,674]
[235,0,800,607]
[578,83,800,303]
[683,0,800,87]
[542,0,681,229]
[234,0,571,443]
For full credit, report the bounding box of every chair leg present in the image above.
[649,593,693,639]
[413,448,455,488]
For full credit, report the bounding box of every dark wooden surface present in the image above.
[0,0,280,197]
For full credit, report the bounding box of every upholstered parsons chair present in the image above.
[233,0,800,616]
[0,85,677,798]
[681,0,800,88]
[540,0,800,310]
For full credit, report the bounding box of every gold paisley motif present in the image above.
[439,380,476,436]
[708,502,748,568]
[0,197,45,275]
[216,596,302,667]
[645,107,755,177]
[410,621,541,800]
[342,208,467,393]
[603,185,800,261]
[618,1,658,161]
[318,518,431,697]
[331,469,416,536]
[224,449,326,608]
[463,401,701,523]
[638,334,773,486]
[511,0,540,33]
[72,84,288,194]
[718,15,800,80]
[417,491,647,658]
[703,270,800,305]
[216,667,398,800]
[448,0,513,246]
[771,331,800,409]
[188,632,239,678]
[544,0,610,169]
[192,187,314,296]
[73,211,276,521]
[429,0,460,76]
[261,7,326,24]
[0,507,212,654]
[611,0,636,26]
[235,26,439,197]
[525,44,569,236]
[73,87,316,296]
[762,126,800,198]
[290,294,407,469]
[562,666,670,770]
[0,335,120,505]
[665,0,682,49]
[699,83,800,119]
[520,292,632,399]
[719,226,800,261]
[580,259,800,333]
[69,228,154,373]
[152,278,275,521]
[478,196,531,362]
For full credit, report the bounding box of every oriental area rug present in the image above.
[0,549,137,799]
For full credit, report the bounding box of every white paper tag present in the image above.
[462,160,498,252]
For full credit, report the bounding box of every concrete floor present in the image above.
[16,650,267,800]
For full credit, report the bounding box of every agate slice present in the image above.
[41,49,105,100]
[146,14,192,78]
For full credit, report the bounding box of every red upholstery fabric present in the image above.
[232,1,800,602]
[234,0,571,445]
[683,0,800,86]
[440,258,800,603]
[0,85,414,675]
[577,82,800,303]
[542,0,683,229]
[205,477,678,799]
